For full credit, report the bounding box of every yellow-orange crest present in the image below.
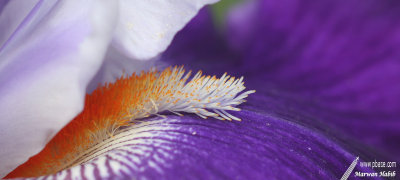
[6,66,254,178]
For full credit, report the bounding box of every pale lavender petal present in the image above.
[0,0,117,177]
[0,0,39,49]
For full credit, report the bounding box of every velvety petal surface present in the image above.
[164,0,400,161]
[0,0,117,177]
[226,0,400,160]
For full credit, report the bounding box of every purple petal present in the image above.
[227,0,400,159]
[163,1,400,160]
[228,0,400,113]
[162,8,240,73]
[34,93,383,179]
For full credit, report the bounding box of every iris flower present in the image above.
[1,0,399,179]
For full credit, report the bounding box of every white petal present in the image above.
[86,46,159,93]
[88,0,219,90]
[112,0,219,60]
[0,0,118,177]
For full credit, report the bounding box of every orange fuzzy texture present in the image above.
[6,67,183,178]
